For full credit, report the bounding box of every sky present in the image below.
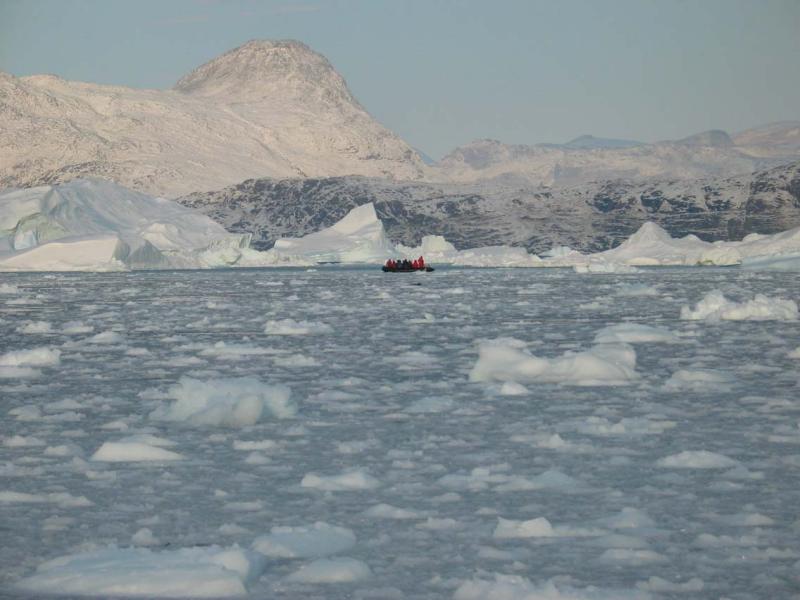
[1,0,798,159]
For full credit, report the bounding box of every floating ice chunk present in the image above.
[16,321,52,334]
[593,323,677,344]
[232,440,277,451]
[615,283,658,297]
[132,528,160,547]
[0,283,20,293]
[598,507,657,530]
[150,377,295,427]
[0,347,60,378]
[575,416,675,436]
[493,517,555,538]
[285,557,371,583]
[199,342,275,360]
[116,434,178,448]
[439,466,580,493]
[0,347,60,367]
[3,435,46,447]
[364,503,423,520]
[273,353,320,368]
[470,338,638,386]
[499,382,529,396]
[87,331,124,344]
[454,574,647,600]
[597,548,667,564]
[252,522,356,558]
[788,347,800,359]
[657,450,738,469]
[663,369,734,390]
[264,318,332,335]
[62,321,94,334]
[0,491,92,508]
[300,469,380,491]
[14,545,267,598]
[637,577,704,592]
[90,442,185,462]
[680,290,798,321]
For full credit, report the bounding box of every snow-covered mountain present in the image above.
[432,127,800,187]
[179,160,800,254]
[0,40,426,198]
[3,38,797,199]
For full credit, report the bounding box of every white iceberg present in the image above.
[0,179,305,271]
[272,203,395,263]
[397,234,542,267]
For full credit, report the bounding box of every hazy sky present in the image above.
[1,0,798,158]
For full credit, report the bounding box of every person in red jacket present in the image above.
[411,259,419,269]
[418,256,425,269]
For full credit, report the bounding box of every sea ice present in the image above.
[470,338,638,386]
[252,522,356,558]
[300,469,381,491]
[264,318,332,335]
[680,290,798,321]
[14,545,267,598]
[285,557,371,583]
[150,377,295,426]
[657,450,739,469]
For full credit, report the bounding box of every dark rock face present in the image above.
[178,161,800,254]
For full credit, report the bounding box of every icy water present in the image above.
[1,266,799,599]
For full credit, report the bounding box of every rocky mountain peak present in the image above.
[173,39,357,106]
[675,129,734,148]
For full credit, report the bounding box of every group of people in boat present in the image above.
[385,256,426,270]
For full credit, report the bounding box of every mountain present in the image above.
[674,129,734,147]
[178,160,800,254]
[432,128,799,187]
[733,121,800,157]
[0,40,426,198]
[563,135,644,149]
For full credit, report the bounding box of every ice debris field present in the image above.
[1,265,800,599]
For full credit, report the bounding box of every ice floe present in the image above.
[454,575,647,600]
[657,450,738,469]
[285,557,371,583]
[300,469,381,491]
[149,377,296,427]
[680,290,798,321]
[14,545,267,598]
[470,338,638,386]
[252,522,356,558]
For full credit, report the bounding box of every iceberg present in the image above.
[0,179,305,271]
[272,203,395,263]
[397,234,542,267]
